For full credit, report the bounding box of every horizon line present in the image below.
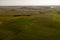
[0,5,60,6]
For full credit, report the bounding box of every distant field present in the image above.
[0,8,60,40]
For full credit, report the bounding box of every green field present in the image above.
[0,8,60,40]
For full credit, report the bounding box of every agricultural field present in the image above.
[0,8,60,40]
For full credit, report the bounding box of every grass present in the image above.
[0,8,59,40]
[0,15,57,40]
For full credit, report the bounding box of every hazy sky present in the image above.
[0,0,60,6]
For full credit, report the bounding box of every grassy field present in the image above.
[0,8,59,40]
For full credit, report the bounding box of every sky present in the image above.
[0,0,60,6]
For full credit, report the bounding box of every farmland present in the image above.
[0,7,60,40]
